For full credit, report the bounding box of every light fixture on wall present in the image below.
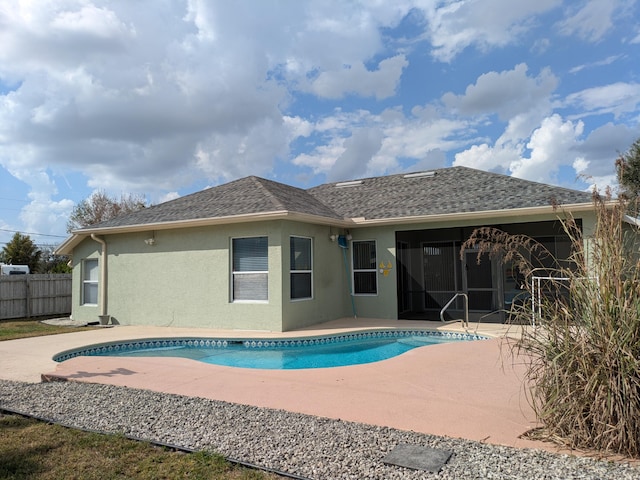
[329,234,338,242]
[144,232,156,246]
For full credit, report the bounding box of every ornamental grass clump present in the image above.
[464,193,640,457]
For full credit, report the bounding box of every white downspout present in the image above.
[90,234,108,322]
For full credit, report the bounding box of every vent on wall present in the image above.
[403,171,436,179]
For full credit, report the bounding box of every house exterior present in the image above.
[56,166,596,331]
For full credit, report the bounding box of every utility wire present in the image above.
[0,227,67,238]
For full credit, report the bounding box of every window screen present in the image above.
[352,240,377,295]
[82,259,99,305]
[232,237,268,301]
[290,236,312,300]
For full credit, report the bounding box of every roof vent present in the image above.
[403,171,436,179]
[335,180,363,188]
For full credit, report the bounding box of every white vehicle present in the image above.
[0,264,30,275]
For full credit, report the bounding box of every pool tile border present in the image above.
[53,329,487,362]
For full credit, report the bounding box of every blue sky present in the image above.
[1,1,639,249]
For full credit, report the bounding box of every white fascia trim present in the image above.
[54,236,79,256]
[55,211,351,255]
[348,203,595,226]
[77,211,350,234]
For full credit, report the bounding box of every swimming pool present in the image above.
[54,329,486,370]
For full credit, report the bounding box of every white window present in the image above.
[352,240,377,295]
[232,236,268,301]
[290,236,312,300]
[82,259,99,305]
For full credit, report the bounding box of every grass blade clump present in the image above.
[464,193,640,457]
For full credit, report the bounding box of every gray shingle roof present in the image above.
[85,176,343,230]
[308,166,593,220]
[80,166,593,231]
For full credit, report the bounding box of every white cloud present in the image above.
[193,116,290,183]
[557,0,624,42]
[442,64,559,147]
[292,139,346,175]
[0,1,293,197]
[306,55,408,100]
[0,2,137,77]
[7,166,75,237]
[423,0,562,62]
[291,106,470,180]
[326,127,385,181]
[20,197,75,240]
[568,54,624,74]
[454,114,591,186]
[509,114,584,184]
[453,143,522,173]
[374,115,470,169]
[454,112,637,192]
[530,38,552,55]
[283,116,314,139]
[442,63,557,122]
[573,122,639,178]
[50,4,133,38]
[0,0,421,207]
[565,82,640,118]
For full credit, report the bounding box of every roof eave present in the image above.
[348,202,595,226]
[55,202,596,256]
[56,210,351,254]
[54,235,82,256]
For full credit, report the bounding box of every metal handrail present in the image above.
[440,293,469,328]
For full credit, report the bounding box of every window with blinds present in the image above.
[82,258,99,305]
[352,240,377,295]
[232,236,268,301]
[290,236,312,300]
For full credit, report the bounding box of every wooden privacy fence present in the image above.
[0,274,72,320]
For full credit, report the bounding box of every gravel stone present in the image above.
[1,380,638,480]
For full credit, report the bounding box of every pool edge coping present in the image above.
[53,328,489,363]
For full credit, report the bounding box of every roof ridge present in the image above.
[308,166,450,189]
[249,176,289,211]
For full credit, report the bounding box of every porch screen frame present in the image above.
[421,241,461,312]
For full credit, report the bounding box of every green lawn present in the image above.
[0,317,97,341]
[0,414,278,480]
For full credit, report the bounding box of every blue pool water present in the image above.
[54,330,485,370]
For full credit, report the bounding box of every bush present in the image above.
[464,193,640,457]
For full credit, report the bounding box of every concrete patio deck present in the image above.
[0,318,548,451]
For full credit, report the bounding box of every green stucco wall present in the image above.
[69,208,598,330]
[346,227,398,320]
[70,220,352,331]
[279,222,352,331]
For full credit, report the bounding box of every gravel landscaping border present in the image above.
[1,380,638,480]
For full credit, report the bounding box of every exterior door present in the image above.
[463,250,501,319]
